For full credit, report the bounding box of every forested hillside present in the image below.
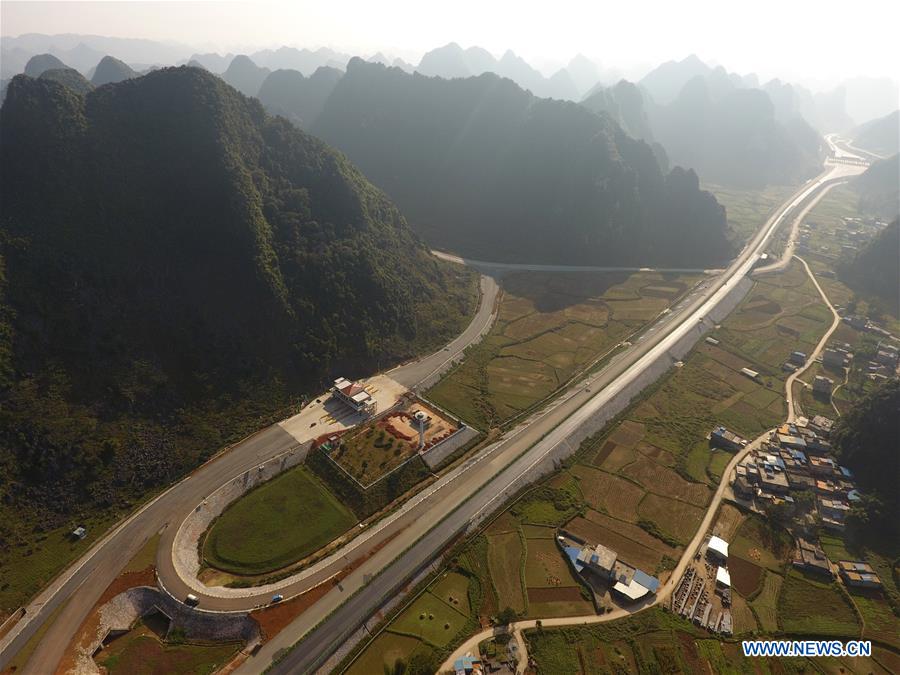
[832,378,899,538]
[0,67,475,581]
[839,218,899,305]
[257,66,342,128]
[852,110,899,157]
[855,154,900,220]
[313,59,732,266]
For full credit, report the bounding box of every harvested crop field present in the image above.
[637,494,704,544]
[592,441,634,471]
[428,271,701,429]
[778,572,861,637]
[527,586,584,603]
[565,512,675,573]
[621,456,710,507]
[523,538,581,589]
[570,465,644,522]
[487,531,526,613]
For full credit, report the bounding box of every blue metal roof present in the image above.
[565,546,585,572]
[632,569,660,593]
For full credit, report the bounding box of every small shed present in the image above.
[707,536,729,561]
[716,566,731,588]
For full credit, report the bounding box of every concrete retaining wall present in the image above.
[74,587,258,675]
[172,442,312,591]
[420,426,480,470]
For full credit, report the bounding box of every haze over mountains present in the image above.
[311,58,732,265]
[5,38,897,197]
[3,34,896,123]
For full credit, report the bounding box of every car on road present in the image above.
[271,594,284,603]
[185,593,199,607]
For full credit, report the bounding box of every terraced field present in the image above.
[428,270,702,428]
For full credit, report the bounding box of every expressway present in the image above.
[442,250,855,672]
[0,271,501,673]
[1,143,861,674]
[252,161,862,673]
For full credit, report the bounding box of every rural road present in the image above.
[441,253,850,673]
[0,261,501,674]
[2,144,862,675]
[256,158,859,674]
[782,256,844,424]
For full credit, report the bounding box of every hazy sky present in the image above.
[3,0,899,86]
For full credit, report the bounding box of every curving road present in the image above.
[2,142,862,675]
[441,246,854,674]
[255,162,861,674]
[0,264,500,674]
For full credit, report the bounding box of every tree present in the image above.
[384,658,407,675]
[496,606,518,625]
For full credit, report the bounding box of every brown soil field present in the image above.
[635,441,676,467]
[565,515,673,573]
[621,456,710,507]
[526,586,585,603]
[608,420,646,447]
[729,555,765,598]
[637,493,704,544]
[570,465,644,522]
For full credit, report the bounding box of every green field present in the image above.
[345,631,430,675]
[851,591,900,649]
[390,591,470,647]
[428,271,700,428]
[730,516,791,572]
[778,571,861,637]
[486,531,526,613]
[750,571,783,632]
[202,465,356,575]
[97,632,238,675]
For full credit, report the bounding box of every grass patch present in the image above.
[97,633,238,675]
[345,631,432,675]
[750,571,783,632]
[202,465,356,576]
[390,591,469,648]
[730,516,791,572]
[122,533,161,574]
[486,531,526,614]
[778,571,861,637]
[329,400,457,486]
[427,572,473,617]
[3,597,70,672]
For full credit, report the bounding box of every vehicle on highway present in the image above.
[185,593,199,607]
[272,594,284,603]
